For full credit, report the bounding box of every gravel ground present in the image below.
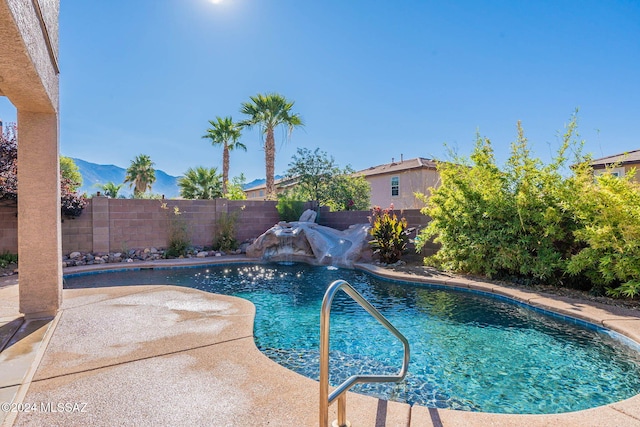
[0,263,17,277]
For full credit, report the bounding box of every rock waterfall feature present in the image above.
[246,220,371,267]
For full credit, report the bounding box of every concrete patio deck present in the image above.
[1,258,640,426]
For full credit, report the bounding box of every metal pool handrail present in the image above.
[319,279,410,427]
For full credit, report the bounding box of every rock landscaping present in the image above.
[62,244,249,268]
[0,242,253,276]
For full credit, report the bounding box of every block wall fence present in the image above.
[317,206,438,255]
[0,198,279,254]
[0,199,436,255]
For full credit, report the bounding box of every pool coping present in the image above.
[10,256,640,426]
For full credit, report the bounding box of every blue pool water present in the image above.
[64,263,640,414]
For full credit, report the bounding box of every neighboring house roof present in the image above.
[244,182,267,192]
[354,157,437,177]
[590,150,640,168]
[244,176,297,192]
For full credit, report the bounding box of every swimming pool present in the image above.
[65,263,640,414]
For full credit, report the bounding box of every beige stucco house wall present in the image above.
[355,157,440,210]
[591,149,640,183]
[245,157,442,210]
[0,0,61,317]
[244,177,296,200]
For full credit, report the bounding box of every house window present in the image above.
[259,190,264,197]
[391,176,399,196]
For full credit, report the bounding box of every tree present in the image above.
[178,166,223,200]
[0,122,17,201]
[417,117,584,285]
[286,147,338,204]
[202,116,246,195]
[60,156,82,191]
[284,147,370,211]
[567,164,640,297]
[225,174,247,200]
[97,181,123,198]
[326,170,370,211]
[239,93,303,199]
[124,154,156,197]
[0,123,87,217]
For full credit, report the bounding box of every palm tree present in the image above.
[178,166,223,200]
[97,181,123,198]
[124,154,156,197]
[239,93,303,199]
[202,116,245,195]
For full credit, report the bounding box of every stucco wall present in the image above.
[1,0,59,112]
[367,168,439,210]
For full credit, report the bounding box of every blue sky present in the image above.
[1,0,639,180]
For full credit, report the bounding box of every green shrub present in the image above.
[213,212,239,252]
[417,117,584,285]
[0,251,17,268]
[417,114,640,298]
[162,203,190,258]
[567,166,640,297]
[369,205,409,264]
[276,192,306,222]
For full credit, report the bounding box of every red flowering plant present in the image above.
[368,204,409,264]
[0,123,18,201]
[0,122,87,218]
[60,177,87,218]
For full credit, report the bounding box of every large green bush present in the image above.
[276,192,306,222]
[567,165,640,297]
[418,121,580,284]
[418,115,640,298]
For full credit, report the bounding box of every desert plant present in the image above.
[213,212,239,252]
[0,251,17,268]
[162,203,190,258]
[369,205,409,264]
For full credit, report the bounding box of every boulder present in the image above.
[245,221,370,267]
[299,209,317,223]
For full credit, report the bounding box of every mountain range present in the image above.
[73,158,273,198]
[73,158,181,198]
